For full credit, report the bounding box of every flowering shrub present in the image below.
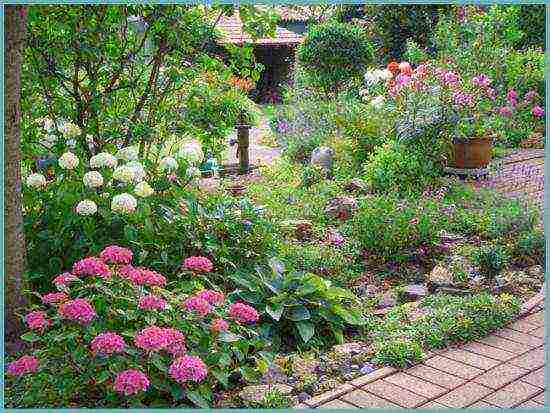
[5,246,267,408]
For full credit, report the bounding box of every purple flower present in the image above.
[498,106,513,117]
[506,89,518,106]
[276,120,290,134]
[532,105,545,118]
[523,90,539,103]
[471,74,491,88]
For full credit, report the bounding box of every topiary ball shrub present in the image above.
[297,21,375,93]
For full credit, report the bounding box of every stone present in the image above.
[310,146,334,173]
[427,265,454,290]
[325,196,358,221]
[292,357,320,378]
[360,363,376,375]
[354,283,379,299]
[261,363,289,384]
[344,178,368,192]
[402,284,428,301]
[297,392,310,403]
[332,341,369,356]
[238,384,293,404]
[377,290,397,309]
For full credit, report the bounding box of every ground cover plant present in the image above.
[6,3,545,409]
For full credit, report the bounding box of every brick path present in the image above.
[298,308,545,409]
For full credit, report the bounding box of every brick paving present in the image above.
[302,308,545,409]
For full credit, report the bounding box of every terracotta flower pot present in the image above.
[451,136,492,169]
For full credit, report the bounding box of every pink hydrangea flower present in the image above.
[53,272,78,289]
[6,355,39,376]
[91,332,126,355]
[532,105,545,118]
[138,294,167,311]
[134,326,184,353]
[443,71,459,86]
[119,265,166,286]
[58,298,96,324]
[72,257,111,279]
[210,318,229,333]
[183,296,211,317]
[25,311,50,330]
[41,292,68,305]
[169,355,208,383]
[114,369,149,396]
[118,264,141,280]
[507,89,518,105]
[164,328,186,357]
[195,290,224,305]
[99,245,133,265]
[228,302,259,324]
[182,256,213,273]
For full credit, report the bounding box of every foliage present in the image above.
[243,389,292,408]
[5,247,267,408]
[517,5,545,50]
[372,338,423,368]
[297,21,374,93]
[471,243,510,278]
[511,230,545,266]
[228,258,365,349]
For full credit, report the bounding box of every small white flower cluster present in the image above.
[58,152,79,170]
[176,142,203,165]
[159,156,178,172]
[117,146,139,162]
[370,95,386,110]
[111,193,137,214]
[76,199,97,216]
[90,152,118,169]
[126,161,146,183]
[363,68,393,86]
[134,181,154,198]
[113,165,135,184]
[83,171,103,188]
[26,173,47,189]
[59,121,81,139]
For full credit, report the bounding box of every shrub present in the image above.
[512,230,545,266]
[372,338,423,368]
[297,21,375,93]
[362,143,443,196]
[5,247,267,408]
[517,5,545,50]
[228,258,365,349]
[471,243,510,278]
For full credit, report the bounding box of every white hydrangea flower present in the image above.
[26,173,47,188]
[177,144,203,165]
[90,152,118,169]
[112,165,135,184]
[159,156,178,172]
[58,152,79,170]
[134,181,154,198]
[125,161,146,183]
[60,121,81,138]
[40,134,57,149]
[75,199,97,216]
[370,95,386,109]
[83,171,104,188]
[111,193,137,214]
[117,146,139,162]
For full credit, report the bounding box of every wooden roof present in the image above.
[217,13,303,46]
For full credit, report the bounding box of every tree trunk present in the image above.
[4,5,28,346]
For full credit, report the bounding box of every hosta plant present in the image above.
[5,246,268,408]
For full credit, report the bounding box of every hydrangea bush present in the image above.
[6,246,267,408]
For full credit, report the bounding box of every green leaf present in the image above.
[287,306,310,321]
[268,257,285,276]
[151,354,167,372]
[211,369,229,388]
[265,303,284,321]
[96,370,110,384]
[331,304,366,325]
[187,389,210,408]
[218,332,241,342]
[296,321,315,343]
[20,331,40,343]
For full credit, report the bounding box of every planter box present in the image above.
[451,136,492,169]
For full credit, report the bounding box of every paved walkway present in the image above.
[298,308,545,409]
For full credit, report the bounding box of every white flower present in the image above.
[377,69,393,81]
[134,181,154,198]
[111,193,137,214]
[126,161,146,183]
[90,152,118,169]
[364,69,380,86]
[177,144,203,165]
[60,121,81,138]
[40,134,57,149]
[112,165,135,184]
[42,118,55,133]
[370,95,386,109]
[186,166,201,180]
[75,199,97,216]
[26,173,47,188]
[159,156,178,172]
[58,152,79,170]
[117,146,139,162]
[83,171,104,188]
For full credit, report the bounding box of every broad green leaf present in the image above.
[296,321,315,343]
[218,332,241,342]
[265,303,284,321]
[20,331,40,343]
[187,389,210,408]
[287,306,310,321]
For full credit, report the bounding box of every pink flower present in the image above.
[452,91,475,107]
[210,318,229,333]
[91,332,126,355]
[398,61,412,74]
[326,230,345,246]
[7,355,39,376]
[53,272,78,289]
[114,369,149,396]
[41,292,68,305]
[164,328,186,357]
[72,257,111,279]
[118,264,141,280]
[58,298,96,324]
[485,87,496,100]
[99,245,133,265]
[532,105,545,118]
[498,106,513,117]
[443,71,459,86]
[394,73,410,86]
[471,74,491,88]
[228,302,259,324]
[524,90,539,103]
[507,89,518,104]
[195,290,225,305]
[183,296,211,317]
[25,311,50,330]
[183,256,213,273]
[169,355,208,383]
[138,294,167,311]
[413,64,429,79]
[119,265,166,286]
[134,326,184,353]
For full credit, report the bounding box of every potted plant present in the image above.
[450,116,498,169]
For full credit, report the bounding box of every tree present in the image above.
[5,5,28,345]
